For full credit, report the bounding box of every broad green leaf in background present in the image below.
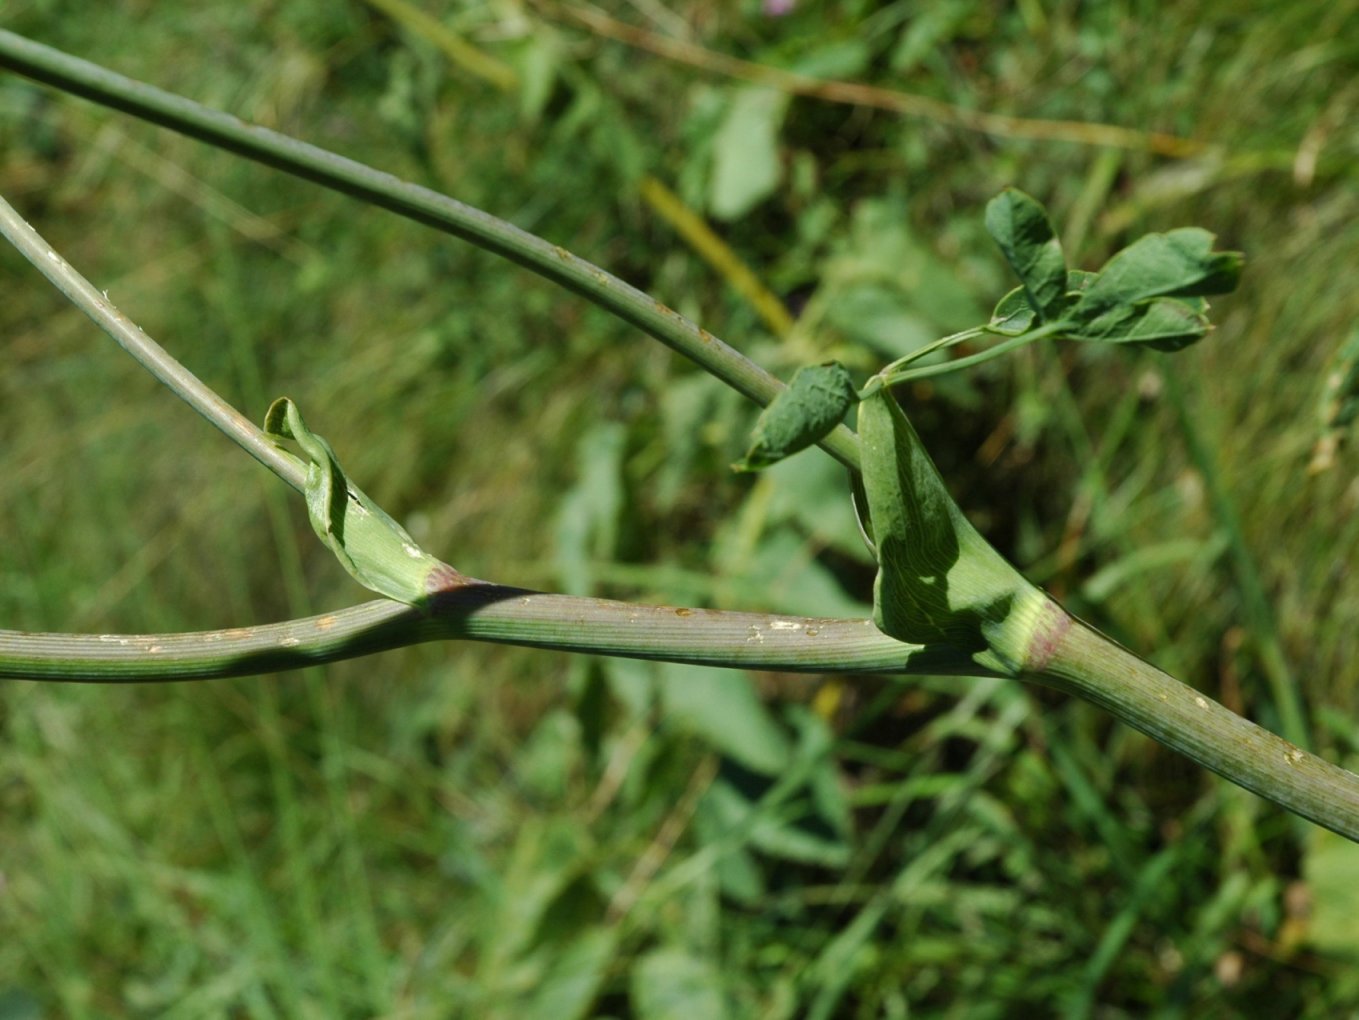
[781,38,871,80]
[1304,829,1359,956]
[692,799,768,905]
[856,389,1046,674]
[742,527,870,618]
[823,196,987,360]
[659,663,791,775]
[264,397,449,604]
[479,817,588,976]
[603,657,657,718]
[0,989,42,1020]
[766,453,875,563]
[709,86,789,221]
[514,709,584,801]
[704,778,851,868]
[985,188,1068,322]
[892,0,976,72]
[522,926,619,1020]
[734,361,856,471]
[554,421,627,595]
[699,710,852,870]
[824,281,938,357]
[510,27,562,125]
[632,948,729,1020]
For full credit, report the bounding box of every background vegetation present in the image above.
[2,0,1358,1015]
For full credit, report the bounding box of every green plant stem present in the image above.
[1037,617,1359,841]
[0,193,305,492]
[0,588,969,682]
[0,28,860,473]
[877,323,1065,388]
[874,325,989,378]
[3,31,1358,842]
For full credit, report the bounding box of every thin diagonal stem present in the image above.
[1039,619,1359,840]
[0,193,305,491]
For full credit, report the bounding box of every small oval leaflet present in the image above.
[734,361,857,472]
[984,188,1068,324]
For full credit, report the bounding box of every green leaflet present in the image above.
[987,286,1037,336]
[856,388,1052,675]
[1066,295,1212,351]
[264,397,448,605]
[984,189,1068,323]
[734,361,857,471]
[1070,227,1242,315]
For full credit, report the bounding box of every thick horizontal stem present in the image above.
[7,584,1359,843]
[0,29,860,472]
[0,584,979,683]
[1036,618,1359,841]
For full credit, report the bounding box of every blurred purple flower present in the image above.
[763,0,795,15]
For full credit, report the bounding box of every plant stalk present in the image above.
[0,193,305,491]
[1035,616,1359,841]
[0,586,969,682]
[0,28,860,472]
[3,31,1357,843]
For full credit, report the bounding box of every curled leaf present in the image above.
[264,397,450,604]
[735,361,857,471]
[987,286,1036,336]
[990,270,1098,336]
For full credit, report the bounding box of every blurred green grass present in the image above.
[2,0,1358,1015]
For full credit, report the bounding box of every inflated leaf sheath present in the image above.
[857,389,1055,675]
[264,397,446,605]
